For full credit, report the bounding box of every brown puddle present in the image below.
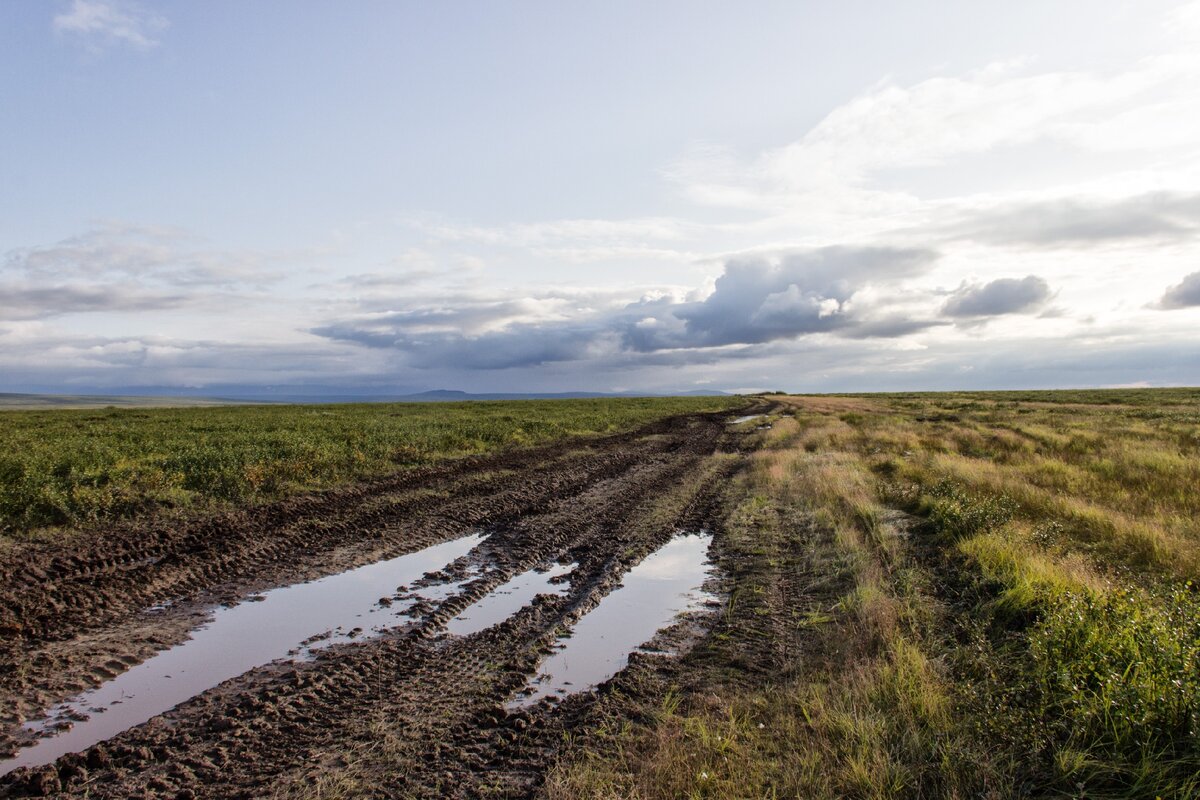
[0,532,487,776]
[510,532,714,708]
[728,414,766,424]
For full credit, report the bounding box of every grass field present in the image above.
[549,388,1200,799]
[5,388,1198,797]
[0,396,746,540]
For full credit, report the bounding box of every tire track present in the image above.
[0,410,754,797]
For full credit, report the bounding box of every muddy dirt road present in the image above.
[0,409,760,798]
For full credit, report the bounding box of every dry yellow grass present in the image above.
[548,389,1200,799]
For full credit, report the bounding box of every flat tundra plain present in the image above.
[1,390,1198,799]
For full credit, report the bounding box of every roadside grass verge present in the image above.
[796,389,1200,797]
[548,409,992,798]
[0,396,746,541]
[547,388,1200,798]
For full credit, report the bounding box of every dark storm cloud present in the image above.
[312,245,942,369]
[942,275,1051,317]
[946,192,1200,248]
[1157,271,1200,309]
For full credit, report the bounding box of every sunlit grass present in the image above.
[793,388,1200,796]
[550,388,1200,798]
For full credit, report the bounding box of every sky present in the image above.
[2,0,1199,396]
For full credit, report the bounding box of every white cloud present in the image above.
[668,54,1200,220]
[53,0,167,51]
[4,223,286,287]
[1167,0,1200,41]
[0,224,307,322]
[276,30,1200,386]
[310,245,950,370]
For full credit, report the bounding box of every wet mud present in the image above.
[511,531,714,707]
[1,533,490,776]
[0,407,763,798]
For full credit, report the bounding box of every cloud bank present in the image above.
[311,246,1024,371]
[1,224,287,320]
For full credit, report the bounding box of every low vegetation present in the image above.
[0,396,745,540]
[548,388,1200,798]
[5,388,1197,796]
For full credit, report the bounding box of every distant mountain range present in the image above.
[0,393,237,410]
[0,388,733,409]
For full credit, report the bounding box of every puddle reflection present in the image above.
[446,563,575,637]
[511,532,713,708]
[1,532,486,776]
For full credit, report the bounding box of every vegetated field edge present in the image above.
[0,396,747,541]
[547,387,1200,799]
[0,402,745,798]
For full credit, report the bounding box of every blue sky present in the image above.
[2,1,1199,395]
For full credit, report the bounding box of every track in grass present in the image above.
[0,408,760,798]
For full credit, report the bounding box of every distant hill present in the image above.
[0,393,240,410]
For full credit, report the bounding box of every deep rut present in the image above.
[0,409,755,798]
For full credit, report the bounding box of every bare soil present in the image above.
[0,408,766,798]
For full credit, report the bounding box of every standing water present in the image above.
[0,532,487,776]
[511,532,714,707]
[446,563,575,637]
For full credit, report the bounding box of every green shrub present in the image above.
[921,479,1017,540]
[1023,583,1200,794]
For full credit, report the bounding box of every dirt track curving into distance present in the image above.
[0,407,767,798]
